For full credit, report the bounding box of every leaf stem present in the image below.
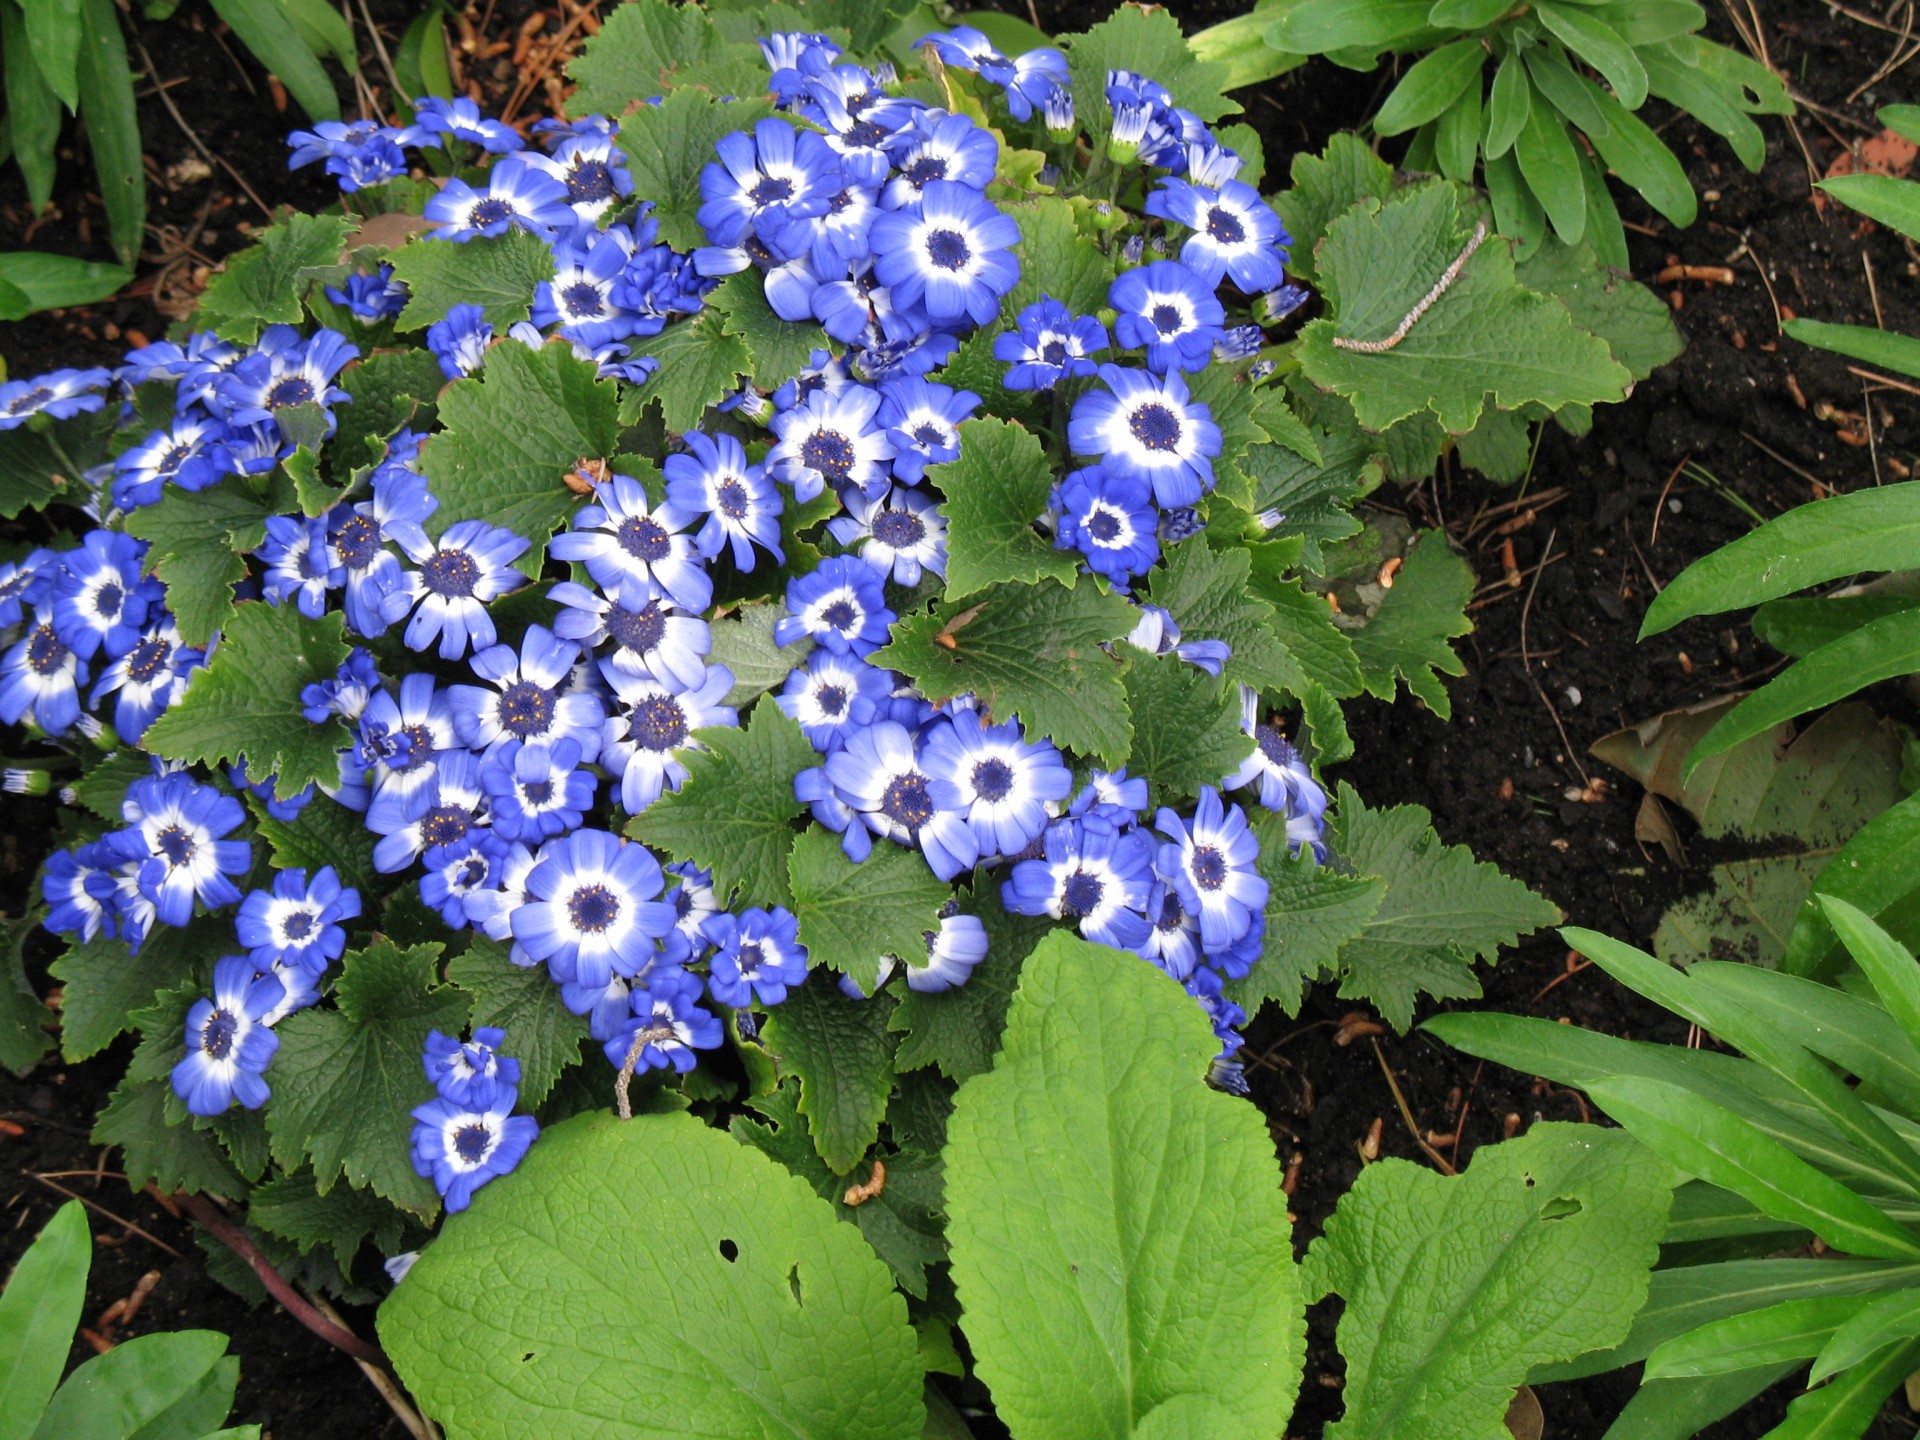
[614,1025,674,1120]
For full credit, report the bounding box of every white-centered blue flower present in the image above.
[259,514,343,619]
[549,581,712,693]
[425,303,494,379]
[698,117,845,261]
[602,967,722,1075]
[414,96,524,152]
[881,110,998,208]
[870,180,1021,328]
[1002,816,1154,950]
[1067,364,1223,509]
[600,664,737,814]
[424,160,574,241]
[513,828,678,989]
[450,623,604,760]
[53,530,152,661]
[876,376,978,484]
[1143,177,1291,294]
[1054,464,1159,585]
[482,736,596,843]
[1109,260,1228,374]
[234,865,360,974]
[826,485,948,587]
[920,709,1071,861]
[409,1090,539,1213]
[1138,880,1204,982]
[530,225,638,347]
[354,672,458,817]
[172,956,284,1116]
[111,772,250,929]
[766,382,896,502]
[520,131,633,221]
[822,719,977,878]
[213,325,358,434]
[1223,685,1330,853]
[369,747,491,874]
[420,834,507,929]
[423,1025,522,1109]
[776,649,892,752]
[41,842,119,942]
[994,297,1107,391]
[549,474,711,613]
[904,909,988,992]
[381,520,530,660]
[706,906,809,1007]
[662,430,785,571]
[113,415,230,510]
[0,367,111,430]
[1154,786,1267,950]
[774,556,895,657]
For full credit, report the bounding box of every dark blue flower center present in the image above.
[157,445,190,476]
[567,883,620,932]
[715,478,749,518]
[971,758,1014,803]
[470,197,513,227]
[1156,890,1186,929]
[880,772,934,830]
[420,805,471,850]
[750,174,795,205]
[1206,205,1246,245]
[905,157,947,187]
[334,515,379,568]
[523,779,554,805]
[1151,304,1184,335]
[497,680,556,737]
[155,824,196,867]
[562,281,605,317]
[1061,871,1104,917]
[926,228,971,270]
[1041,339,1067,365]
[617,515,672,563]
[828,187,858,215]
[843,120,887,149]
[606,597,668,655]
[821,598,858,632]
[800,430,855,481]
[455,855,489,887]
[201,1008,239,1060]
[738,941,766,974]
[421,548,481,598]
[566,159,615,203]
[872,510,925,548]
[1190,845,1227,891]
[266,376,316,409]
[1128,402,1182,451]
[126,636,171,682]
[92,582,124,617]
[815,683,847,717]
[1087,509,1122,543]
[911,422,945,448]
[283,911,315,940]
[453,1121,493,1163]
[394,721,438,772]
[27,625,65,674]
[1257,726,1298,767]
[629,695,688,751]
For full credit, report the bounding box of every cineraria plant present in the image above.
[0,0,1618,1427]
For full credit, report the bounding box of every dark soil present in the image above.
[4,0,1918,1437]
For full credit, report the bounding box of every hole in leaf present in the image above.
[521,1353,536,1363]
[718,1239,738,1262]
[1539,1196,1582,1221]
[1522,1174,1536,1188]
[787,1263,804,1306]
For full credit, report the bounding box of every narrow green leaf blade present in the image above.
[1784,318,1920,381]
[20,0,82,110]
[1513,83,1587,244]
[0,253,128,313]
[31,1331,229,1440]
[0,1201,90,1440]
[205,0,341,121]
[1374,39,1484,136]
[1819,173,1920,244]
[1785,792,1920,978]
[1770,1333,1920,1435]
[1537,3,1648,106]
[1822,898,1920,1069]
[75,0,144,266]
[1645,1296,1868,1379]
[1486,51,1532,159]
[2,2,61,214]
[1809,1287,1920,1383]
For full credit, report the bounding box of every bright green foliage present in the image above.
[390,230,555,333]
[625,700,812,908]
[50,917,220,1061]
[1785,790,1920,978]
[266,940,470,1217]
[760,969,898,1175]
[1060,5,1236,145]
[1272,133,1393,288]
[937,417,1080,600]
[0,410,112,518]
[1247,425,1380,573]
[608,89,778,250]
[247,1169,409,1272]
[1515,236,1685,383]
[254,794,376,896]
[379,1110,925,1440]
[890,883,1052,1083]
[1144,541,1299,696]
[1297,184,1631,434]
[1118,645,1254,803]
[1227,813,1387,1017]
[31,1327,239,1440]
[1327,784,1561,1029]
[1005,197,1115,315]
[447,938,589,1109]
[709,272,832,390]
[0,915,52,1072]
[1306,1125,1677,1439]
[1254,573,1366,698]
[0,254,129,322]
[420,341,616,551]
[786,827,949,996]
[194,213,355,343]
[123,478,271,646]
[146,601,350,797]
[0,1201,88,1440]
[566,0,765,115]
[94,1077,247,1197]
[877,579,1138,765]
[945,932,1305,1438]
[1348,530,1474,717]
[633,306,754,432]
[709,603,811,706]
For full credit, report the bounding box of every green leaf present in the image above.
[889,882,1052,1082]
[389,230,554,333]
[1785,317,1920,381]
[20,0,82,110]
[1786,794,1920,977]
[75,0,144,268]
[447,937,589,1109]
[0,253,129,317]
[1306,1125,1676,1439]
[609,89,777,250]
[1117,644,1254,801]
[786,826,948,998]
[1821,899,1920,1073]
[94,1077,246,1197]
[625,699,812,909]
[266,939,470,1217]
[1226,813,1386,1017]
[1347,529,1473,718]
[1641,40,1766,171]
[1245,423,1377,573]
[1538,3,1647,106]
[1455,406,1534,481]
[123,479,272,647]
[2,1,60,215]
[708,272,831,391]
[1525,47,1612,140]
[0,1201,88,1440]
[938,417,1082,601]
[946,932,1305,1438]
[1809,1288,1920,1383]
[709,603,809,707]
[876,579,1137,765]
[1578,72,1697,227]
[52,914,224,1061]
[1514,234,1684,383]
[1061,5,1237,147]
[1005,196,1116,315]
[33,1330,231,1440]
[1646,1296,1868,1379]
[253,794,375,896]
[247,1169,408,1273]
[1434,69,1484,182]
[1327,783,1561,1030]
[631,307,754,433]
[1143,540,1297,695]
[193,213,355,344]
[0,914,53,1073]
[759,969,898,1175]
[145,602,350,798]
[380,1109,925,1438]
[1513,89,1586,245]
[1773,1334,1920,1435]
[420,340,616,555]
[1272,134,1394,289]
[1375,39,1484,136]
[1485,50,1532,160]
[1298,183,1631,433]
[206,0,340,121]
[1268,0,1436,56]
[566,0,754,112]
[1823,173,1920,245]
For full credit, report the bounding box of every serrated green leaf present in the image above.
[446,937,588,1110]
[937,324,1042,427]
[786,826,949,997]
[1226,813,1386,1017]
[1299,183,1631,433]
[625,699,811,908]
[123,478,272,647]
[1273,134,1394,288]
[248,1169,409,1272]
[876,579,1136,764]
[0,914,53,1073]
[253,793,375,896]
[608,89,777,251]
[1246,423,1377,574]
[632,306,754,433]
[1118,644,1254,802]
[566,0,757,113]
[760,969,898,1175]
[145,602,349,797]
[379,1109,925,1440]
[336,348,443,472]
[52,912,227,1062]
[1249,564,1367,698]
[1306,1125,1677,1440]
[1061,5,1237,145]
[420,340,615,559]
[194,213,355,344]
[266,939,469,1216]
[937,417,1080,600]
[946,932,1305,1438]
[889,882,1051,1082]
[94,1076,247,1197]
[709,603,809,707]
[1347,529,1473,717]
[708,271,831,391]
[1144,540,1298,696]
[1327,783,1561,1029]
[0,408,113,519]
[1005,196,1115,315]
[389,230,554,333]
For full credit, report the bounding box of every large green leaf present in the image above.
[193,213,355,343]
[1513,235,1685,383]
[566,0,762,114]
[1345,529,1473,718]
[0,1202,89,1440]
[937,417,1080,601]
[1142,539,1300,696]
[604,89,776,250]
[888,882,1053,1083]
[631,306,754,433]
[707,272,831,392]
[1306,1125,1677,1439]
[31,1329,233,1440]
[1004,197,1116,316]
[92,1078,246,1197]
[759,969,897,1175]
[247,1168,409,1273]
[1117,645,1254,803]
[380,1109,925,1440]
[945,933,1305,1438]
[1297,182,1631,433]
[1272,134,1394,289]
[389,230,554,334]
[786,827,948,997]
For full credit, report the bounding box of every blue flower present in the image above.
[530,226,640,347]
[258,514,342,619]
[881,111,998,208]
[993,298,1106,390]
[354,672,458,815]
[766,382,896,503]
[549,474,711,613]
[706,907,809,1007]
[450,623,603,759]
[1127,603,1229,676]
[904,908,988,992]
[871,180,1020,328]
[1154,787,1266,950]
[1068,767,1150,830]
[1002,816,1155,950]
[227,756,313,823]
[110,772,250,929]
[369,747,491,874]
[54,531,152,661]
[667,861,721,948]
[877,376,977,484]
[0,605,88,735]
[663,431,785,571]
[113,416,231,509]
[512,828,678,989]
[1003,49,1070,122]
[550,582,712,692]
[409,1091,539,1213]
[1184,963,1248,1056]
[1054,465,1159,584]
[1110,260,1227,374]
[601,967,721,1075]
[776,649,892,752]
[413,96,525,153]
[287,120,414,189]
[1067,364,1222,508]
[827,485,948,588]
[600,664,737,814]
[0,550,55,629]
[381,519,530,660]
[461,839,538,953]
[234,865,359,974]
[761,31,842,103]
[419,833,505,928]
[42,842,120,942]
[482,736,596,842]
[424,1026,522,1108]
[775,556,894,657]
[1143,177,1290,294]
[301,648,382,725]
[801,67,919,187]
[425,160,574,241]
[1224,685,1329,838]
[697,118,845,261]
[821,720,977,878]
[920,708,1072,861]
[426,304,494,379]
[0,368,112,430]
[520,131,633,221]
[331,458,438,639]
[213,326,359,435]
[172,956,284,1115]
[1138,881,1203,982]
[325,265,410,319]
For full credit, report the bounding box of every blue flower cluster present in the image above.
[409,1026,539,1212]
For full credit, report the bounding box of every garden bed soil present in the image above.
[4,1,1918,1435]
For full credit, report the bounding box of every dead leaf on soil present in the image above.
[1815,127,1919,215]
[1504,1385,1544,1440]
